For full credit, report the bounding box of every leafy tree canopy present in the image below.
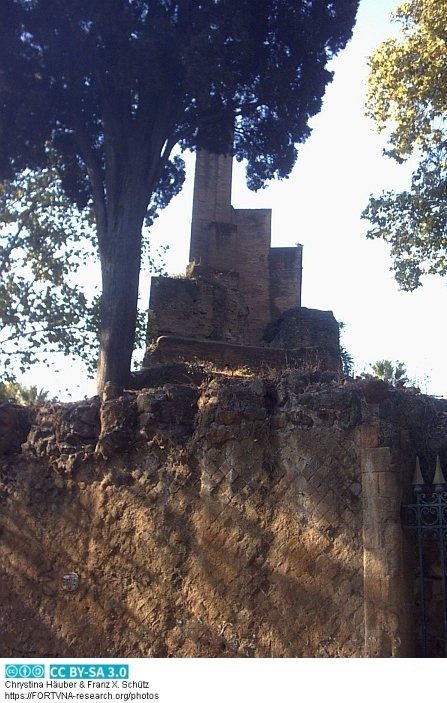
[0,162,99,380]
[366,359,408,385]
[0,380,52,405]
[0,0,360,392]
[364,0,447,291]
[0,161,164,383]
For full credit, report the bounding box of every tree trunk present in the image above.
[93,103,174,396]
[96,193,146,396]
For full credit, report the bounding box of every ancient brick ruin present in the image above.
[144,150,341,372]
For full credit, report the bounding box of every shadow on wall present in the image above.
[0,374,367,657]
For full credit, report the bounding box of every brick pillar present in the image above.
[189,150,234,267]
[361,401,413,657]
[269,245,303,313]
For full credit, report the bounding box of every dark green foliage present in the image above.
[1,0,360,191]
[338,322,354,376]
[340,346,354,377]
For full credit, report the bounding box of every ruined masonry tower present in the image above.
[144,150,340,371]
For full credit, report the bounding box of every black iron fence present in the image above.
[402,457,447,657]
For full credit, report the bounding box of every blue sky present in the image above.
[22,0,447,399]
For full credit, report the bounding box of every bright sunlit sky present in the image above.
[23,0,447,400]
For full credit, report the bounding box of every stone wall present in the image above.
[1,374,445,657]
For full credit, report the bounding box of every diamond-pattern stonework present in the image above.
[2,372,445,656]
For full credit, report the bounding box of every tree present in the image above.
[0,163,100,380]
[0,0,360,393]
[367,359,408,385]
[0,381,51,405]
[364,0,447,291]
[338,321,354,376]
[0,161,167,382]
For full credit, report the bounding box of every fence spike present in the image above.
[433,455,446,487]
[413,456,425,486]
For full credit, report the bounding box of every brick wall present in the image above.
[146,151,333,373]
[267,308,340,351]
[269,245,302,314]
[232,208,272,343]
[189,150,233,267]
[149,275,251,344]
[172,150,303,347]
